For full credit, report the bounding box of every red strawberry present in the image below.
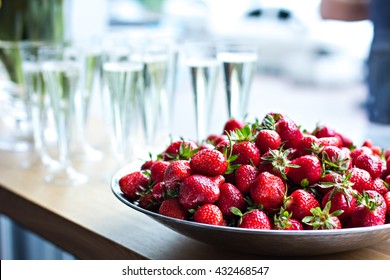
[273,210,303,230]
[151,181,166,202]
[313,125,337,138]
[296,134,320,156]
[259,149,296,180]
[235,164,259,194]
[321,187,357,224]
[178,174,224,210]
[162,140,198,160]
[231,141,260,166]
[141,160,155,170]
[255,129,281,155]
[193,204,224,225]
[216,183,246,216]
[321,145,352,172]
[354,153,383,179]
[163,160,192,190]
[150,161,170,184]
[349,190,387,227]
[275,116,303,149]
[158,198,188,220]
[250,172,286,214]
[384,192,390,223]
[370,178,389,196]
[119,171,150,201]
[317,136,342,148]
[287,155,322,187]
[285,189,320,221]
[223,118,245,135]
[347,167,373,193]
[350,146,373,165]
[302,201,343,230]
[236,209,271,230]
[190,149,228,176]
[316,171,342,195]
[206,134,228,146]
[138,193,159,211]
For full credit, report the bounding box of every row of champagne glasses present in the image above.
[16,37,257,186]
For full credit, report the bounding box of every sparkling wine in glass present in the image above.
[139,45,170,150]
[217,43,258,120]
[103,61,143,166]
[184,42,220,144]
[70,48,103,161]
[40,46,87,185]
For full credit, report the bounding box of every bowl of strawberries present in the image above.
[111,112,390,256]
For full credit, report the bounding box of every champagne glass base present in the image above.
[44,166,88,186]
[73,143,103,162]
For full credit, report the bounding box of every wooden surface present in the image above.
[0,74,389,260]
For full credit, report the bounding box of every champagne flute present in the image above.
[102,48,143,170]
[217,42,258,120]
[69,46,103,161]
[138,43,170,151]
[39,45,88,185]
[19,41,58,169]
[184,42,220,144]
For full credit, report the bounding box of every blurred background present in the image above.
[0,0,374,259]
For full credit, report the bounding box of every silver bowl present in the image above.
[111,161,390,257]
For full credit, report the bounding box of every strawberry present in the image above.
[321,146,352,173]
[317,136,342,148]
[296,134,320,156]
[321,185,357,224]
[285,189,320,221]
[150,161,170,184]
[354,153,383,179]
[287,155,322,187]
[161,140,198,160]
[255,129,281,155]
[163,160,192,190]
[370,178,389,196]
[141,160,155,170]
[158,198,188,220]
[178,174,224,210]
[258,149,297,180]
[313,125,338,139]
[250,172,286,214]
[119,171,150,201]
[273,210,303,230]
[316,171,342,195]
[138,193,159,211]
[347,167,373,193]
[302,201,343,230]
[193,204,224,225]
[206,134,228,146]
[216,183,246,216]
[349,190,387,227]
[151,181,166,202]
[190,149,228,176]
[275,115,303,149]
[231,141,260,165]
[350,146,373,165]
[223,118,245,135]
[235,164,259,194]
[234,209,271,230]
[384,192,390,223]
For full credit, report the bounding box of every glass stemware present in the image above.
[102,47,143,171]
[217,42,258,121]
[184,42,220,144]
[39,45,88,185]
[19,41,58,169]
[70,47,103,161]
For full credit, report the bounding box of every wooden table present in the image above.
[0,74,389,260]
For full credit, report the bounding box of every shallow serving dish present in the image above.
[111,161,390,257]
